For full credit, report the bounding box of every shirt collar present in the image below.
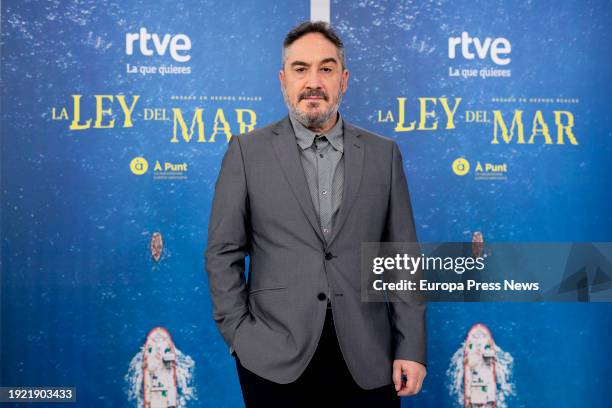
[289,111,344,153]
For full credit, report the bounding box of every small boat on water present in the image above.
[150,232,163,262]
[471,231,484,258]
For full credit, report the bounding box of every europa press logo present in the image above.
[130,157,149,175]
[452,157,470,176]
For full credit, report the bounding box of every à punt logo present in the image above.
[130,156,149,175]
[130,156,189,180]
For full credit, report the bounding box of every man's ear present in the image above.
[341,69,349,93]
[279,68,285,88]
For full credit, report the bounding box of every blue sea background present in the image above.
[1,0,611,407]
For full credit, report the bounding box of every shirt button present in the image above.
[317,292,327,301]
[325,252,334,260]
[323,228,329,234]
[319,154,324,158]
[321,190,327,195]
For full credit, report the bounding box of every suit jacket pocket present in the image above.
[233,287,294,367]
[248,286,287,295]
[247,287,289,333]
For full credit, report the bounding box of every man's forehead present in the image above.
[285,33,340,63]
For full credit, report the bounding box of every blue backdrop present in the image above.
[1,0,611,407]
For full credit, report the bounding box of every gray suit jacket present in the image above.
[205,115,426,390]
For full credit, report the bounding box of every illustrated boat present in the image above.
[471,231,484,258]
[143,327,177,408]
[464,323,496,408]
[150,232,163,262]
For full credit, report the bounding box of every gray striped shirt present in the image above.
[289,112,344,243]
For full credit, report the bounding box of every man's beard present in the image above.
[282,85,343,130]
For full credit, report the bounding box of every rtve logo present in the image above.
[125,28,192,62]
[448,32,511,66]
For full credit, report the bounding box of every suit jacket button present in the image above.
[325,252,333,260]
[317,292,327,301]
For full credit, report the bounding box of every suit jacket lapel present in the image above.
[327,121,364,247]
[271,116,326,244]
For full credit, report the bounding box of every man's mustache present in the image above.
[299,90,328,101]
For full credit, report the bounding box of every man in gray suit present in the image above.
[205,21,426,407]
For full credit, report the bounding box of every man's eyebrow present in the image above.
[320,57,338,65]
[290,60,310,67]
[289,58,339,68]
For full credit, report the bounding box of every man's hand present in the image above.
[392,359,426,396]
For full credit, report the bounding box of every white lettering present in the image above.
[125,28,192,62]
[448,32,511,66]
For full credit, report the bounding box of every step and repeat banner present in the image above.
[1,0,611,407]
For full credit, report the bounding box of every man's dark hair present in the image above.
[282,21,345,69]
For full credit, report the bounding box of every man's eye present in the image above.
[295,67,306,73]
[321,67,333,72]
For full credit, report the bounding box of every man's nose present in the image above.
[305,69,323,89]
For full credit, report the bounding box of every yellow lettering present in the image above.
[171,108,205,143]
[528,111,552,144]
[554,111,578,145]
[492,110,525,144]
[418,97,437,130]
[394,98,416,132]
[439,97,462,129]
[93,95,115,128]
[235,109,257,135]
[69,95,92,130]
[209,109,232,143]
[116,95,140,128]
